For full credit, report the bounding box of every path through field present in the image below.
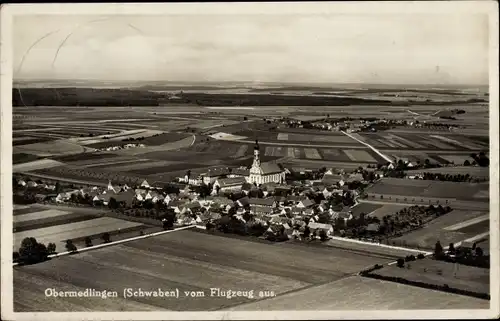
[341,131,393,163]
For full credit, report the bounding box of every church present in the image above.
[248,140,286,185]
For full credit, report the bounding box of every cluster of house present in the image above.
[15,166,364,240]
[179,140,287,189]
[95,143,146,152]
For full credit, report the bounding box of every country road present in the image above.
[341,131,394,163]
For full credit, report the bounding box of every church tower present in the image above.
[252,140,261,168]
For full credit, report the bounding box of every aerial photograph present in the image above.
[5,5,495,316]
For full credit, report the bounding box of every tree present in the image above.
[448,243,456,255]
[47,243,56,254]
[475,247,484,257]
[303,226,311,238]
[318,229,328,241]
[55,182,62,193]
[18,237,49,263]
[396,258,405,268]
[84,237,93,247]
[108,197,119,209]
[463,159,471,166]
[101,232,111,243]
[65,240,77,252]
[434,240,444,259]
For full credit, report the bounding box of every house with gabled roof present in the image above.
[308,222,334,237]
[27,181,38,188]
[211,196,233,207]
[345,173,364,183]
[241,182,254,195]
[228,167,250,178]
[249,205,273,215]
[140,180,150,188]
[202,167,231,184]
[112,189,136,207]
[213,177,247,192]
[297,198,314,208]
[248,197,276,208]
[236,196,250,208]
[169,199,188,214]
[290,206,304,216]
[303,208,314,216]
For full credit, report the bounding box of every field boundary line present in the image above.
[13,225,196,267]
[328,235,432,256]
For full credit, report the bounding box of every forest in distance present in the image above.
[12,87,488,107]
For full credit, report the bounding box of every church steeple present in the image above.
[252,139,261,167]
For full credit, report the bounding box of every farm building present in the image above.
[202,167,231,185]
[248,197,276,208]
[297,198,314,208]
[213,177,247,192]
[228,167,250,178]
[250,205,274,215]
[248,140,286,185]
[308,222,334,237]
[364,178,489,208]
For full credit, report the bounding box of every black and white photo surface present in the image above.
[1,2,498,320]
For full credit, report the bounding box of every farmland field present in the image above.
[367,259,489,295]
[13,209,74,223]
[264,146,286,157]
[350,202,384,217]
[13,217,144,253]
[13,159,65,173]
[277,133,358,144]
[364,203,409,219]
[405,166,489,178]
[343,149,377,162]
[12,153,41,165]
[13,139,90,156]
[230,275,488,310]
[392,210,489,249]
[304,148,322,160]
[14,229,400,312]
[366,178,489,203]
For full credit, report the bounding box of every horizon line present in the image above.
[12,78,489,88]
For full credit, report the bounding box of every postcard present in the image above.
[1,2,498,320]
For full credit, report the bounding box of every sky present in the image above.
[13,14,489,85]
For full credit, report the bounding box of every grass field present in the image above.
[230,275,488,310]
[13,229,398,312]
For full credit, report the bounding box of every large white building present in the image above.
[248,140,286,185]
